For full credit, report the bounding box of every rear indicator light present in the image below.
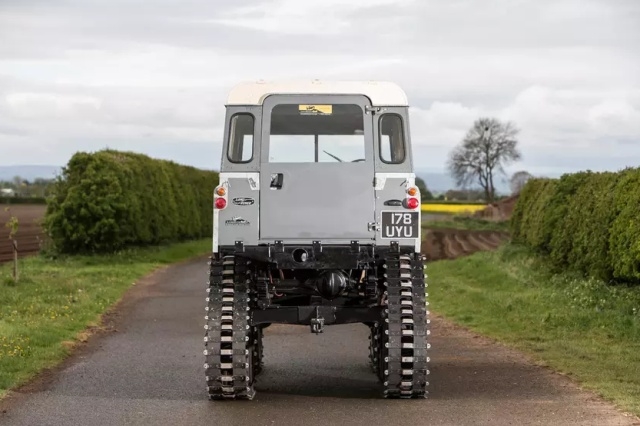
[407,187,417,196]
[406,197,419,209]
[214,198,227,209]
[215,187,226,196]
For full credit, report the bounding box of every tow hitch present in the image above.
[310,306,325,334]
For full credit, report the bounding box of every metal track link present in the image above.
[368,264,382,377]
[252,324,264,376]
[204,254,256,400]
[368,320,382,377]
[380,252,430,398]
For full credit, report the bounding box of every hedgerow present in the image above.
[609,168,640,281]
[43,150,218,254]
[510,167,640,284]
[0,197,47,205]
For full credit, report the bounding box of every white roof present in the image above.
[225,80,409,106]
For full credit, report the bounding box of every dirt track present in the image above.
[2,256,637,426]
[0,204,47,264]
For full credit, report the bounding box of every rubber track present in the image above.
[204,255,256,400]
[381,253,430,398]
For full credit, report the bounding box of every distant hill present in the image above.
[0,165,62,181]
[414,171,456,193]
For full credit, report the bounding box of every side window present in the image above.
[379,114,405,164]
[227,113,254,163]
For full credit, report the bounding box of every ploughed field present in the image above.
[422,228,510,261]
[0,204,47,264]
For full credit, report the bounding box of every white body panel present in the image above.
[226,80,409,107]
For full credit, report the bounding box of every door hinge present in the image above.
[365,105,380,115]
[368,222,380,232]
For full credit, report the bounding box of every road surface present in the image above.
[1,256,637,426]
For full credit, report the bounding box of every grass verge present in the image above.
[428,244,640,417]
[0,238,211,399]
[423,215,510,232]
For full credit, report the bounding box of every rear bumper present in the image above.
[218,241,416,269]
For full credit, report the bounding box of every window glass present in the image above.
[268,103,365,163]
[379,114,405,164]
[227,114,254,163]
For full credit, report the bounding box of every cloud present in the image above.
[0,0,638,175]
[409,84,640,174]
[5,92,101,120]
[503,86,640,145]
[410,102,479,146]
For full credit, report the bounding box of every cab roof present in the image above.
[225,80,409,107]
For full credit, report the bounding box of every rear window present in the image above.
[268,104,365,163]
[227,113,254,163]
[379,114,405,164]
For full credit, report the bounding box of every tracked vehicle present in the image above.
[204,80,429,400]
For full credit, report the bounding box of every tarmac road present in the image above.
[1,257,638,426]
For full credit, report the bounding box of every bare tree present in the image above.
[510,170,533,194]
[447,117,521,202]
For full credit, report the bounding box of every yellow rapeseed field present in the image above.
[421,203,487,214]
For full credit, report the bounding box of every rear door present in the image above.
[259,94,375,241]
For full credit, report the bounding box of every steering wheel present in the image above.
[351,159,365,162]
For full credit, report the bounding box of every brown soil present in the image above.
[473,193,519,220]
[0,204,47,264]
[422,228,510,261]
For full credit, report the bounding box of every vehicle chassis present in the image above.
[205,240,429,400]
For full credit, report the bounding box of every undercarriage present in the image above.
[203,243,430,400]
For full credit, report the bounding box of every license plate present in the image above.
[380,211,419,239]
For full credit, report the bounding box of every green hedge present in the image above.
[0,197,47,205]
[510,167,640,283]
[43,150,218,254]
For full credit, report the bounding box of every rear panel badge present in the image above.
[232,197,255,206]
[225,216,250,226]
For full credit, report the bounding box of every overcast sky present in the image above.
[0,0,638,176]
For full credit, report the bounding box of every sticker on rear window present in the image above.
[298,104,332,115]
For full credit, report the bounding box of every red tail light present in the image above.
[215,198,227,209]
[406,197,419,209]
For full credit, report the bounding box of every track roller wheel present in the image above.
[204,254,257,400]
[379,252,430,398]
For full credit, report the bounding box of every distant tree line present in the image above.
[416,175,515,203]
[0,176,55,198]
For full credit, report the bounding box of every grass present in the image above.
[423,215,510,232]
[428,244,640,417]
[0,238,211,399]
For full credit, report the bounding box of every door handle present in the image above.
[270,173,283,190]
